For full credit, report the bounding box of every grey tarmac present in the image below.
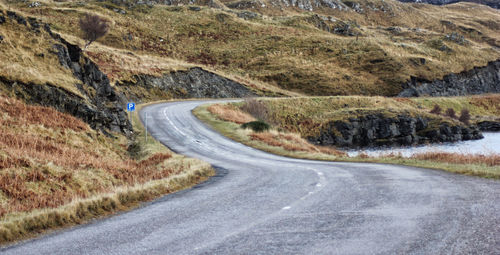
[3,100,500,254]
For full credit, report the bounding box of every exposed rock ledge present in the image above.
[477,121,500,132]
[0,10,132,135]
[117,68,256,102]
[308,114,483,148]
[398,59,500,97]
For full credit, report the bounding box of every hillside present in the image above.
[0,94,212,243]
[1,0,499,96]
[194,96,500,177]
[0,0,499,244]
[231,96,497,147]
[398,0,500,9]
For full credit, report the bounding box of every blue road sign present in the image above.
[127,102,136,112]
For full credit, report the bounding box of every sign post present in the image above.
[127,102,135,112]
[127,102,146,142]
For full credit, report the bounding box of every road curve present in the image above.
[3,100,500,254]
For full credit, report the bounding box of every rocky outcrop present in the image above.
[1,77,128,136]
[108,0,225,9]
[477,121,500,131]
[52,40,132,135]
[117,67,256,102]
[398,0,500,9]
[308,114,483,148]
[398,59,500,97]
[273,0,349,11]
[109,0,390,12]
[0,11,132,135]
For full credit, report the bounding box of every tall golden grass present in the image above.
[7,0,499,97]
[249,131,345,156]
[0,95,213,244]
[0,95,182,218]
[207,103,255,124]
[412,152,500,167]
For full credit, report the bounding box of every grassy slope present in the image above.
[247,96,479,139]
[193,98,500,178]
[0,9,82,97]
[408,95,500,122]
[0,95,213,244]
[3,0,499,96]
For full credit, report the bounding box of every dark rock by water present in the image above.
[477,121,500,132]
[308,114,483,148]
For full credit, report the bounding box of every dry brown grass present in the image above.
[249,131,345,156]
[410,94,500,123]
[0,96,184,217]
[195,102,500,178]
[207,103,255,124]
[412,152,500,167]
[83,45,193,84]
[6,0,498,97]
[0,11,82,96]
[469,95,500,116]
[207,101,339,154]
[0,95,212,243]
[0,96,87,131]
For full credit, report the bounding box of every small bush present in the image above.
[240,98,269,121]
[429,104,442,115]
[459,109,471,125]
[241,120,270,132]
[444,108,456,119]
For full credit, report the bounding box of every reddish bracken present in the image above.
[0,96,88,131]
[0,96,178,217]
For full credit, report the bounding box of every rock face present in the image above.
[398,0,500,9]
[272,0,348,11]
[398,59,500,97]
[477,121,500,131]
[117,67,256,101]
[308,114,483,148]
[0,11,132,135]
[109,0,391,12]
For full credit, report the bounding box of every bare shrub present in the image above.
[459,109,471,125]
[429,104,442,115]
[240,98,269,121]
[79,14,110,50]
[444,108,457,119]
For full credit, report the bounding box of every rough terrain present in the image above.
[398,0,500,9]
[3,100,499,254]
[399,59,500,97]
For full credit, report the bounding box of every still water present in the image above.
[347,132,500,157]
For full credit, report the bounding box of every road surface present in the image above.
[3,100,500,254]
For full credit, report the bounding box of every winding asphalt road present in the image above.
[3,100,500,254]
